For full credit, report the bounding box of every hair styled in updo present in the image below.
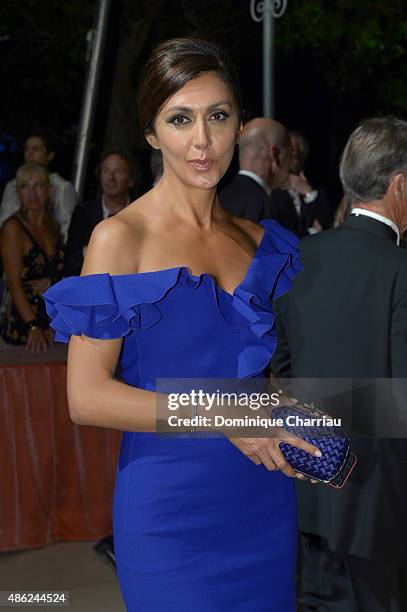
[137,37,242,136]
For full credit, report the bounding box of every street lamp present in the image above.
[250,0,288,118]
[72,0,112,201]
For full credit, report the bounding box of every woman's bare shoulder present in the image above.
[1,215,21,232]
[81,211,145,276]
[0,216,24,241]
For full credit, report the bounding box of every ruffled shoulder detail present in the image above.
[43,269,187,342]
[215,219,302,378]
[246,218,302,301]
[43,220,301,380]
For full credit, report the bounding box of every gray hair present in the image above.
[340,116,407,205]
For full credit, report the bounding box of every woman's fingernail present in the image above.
[315,449,322,457]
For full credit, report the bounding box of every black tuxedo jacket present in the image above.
[65,196,103,277]
[219,174,272,223]
[271,214,407,561]
[269,188,332,236]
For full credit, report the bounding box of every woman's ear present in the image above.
[236,122,243,144]
[146,132,160,150]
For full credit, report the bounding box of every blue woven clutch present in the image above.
[272,402,357,488]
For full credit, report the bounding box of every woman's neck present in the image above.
[22,208,45,228]
[153,174,221,229]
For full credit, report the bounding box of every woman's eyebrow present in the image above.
[164,101,233,114]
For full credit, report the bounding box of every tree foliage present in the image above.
[0,0,94,133]
[277,0,407,113]
[2,0,407,193]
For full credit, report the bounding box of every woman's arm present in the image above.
[1,219,49,351]
[67,335,157,431]
[66,216,159,431]
[1,219,38,323]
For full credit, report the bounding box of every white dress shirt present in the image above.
[0,172,77,243]
[351,207,400,246]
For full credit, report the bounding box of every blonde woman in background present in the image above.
[0,163,64,350]
[0,130,76,241]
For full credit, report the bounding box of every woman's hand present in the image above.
[225,433,321,479]
[25,326,49,353]
[288,171,313,196]
[44,327,55,344]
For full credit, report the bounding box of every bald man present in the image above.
[219,118,291,222]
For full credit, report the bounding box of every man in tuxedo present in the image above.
[65,150,133,276]
[219,117,291,222]
[271,117,407,611]
[270,130,332,236]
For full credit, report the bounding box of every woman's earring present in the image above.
[146,133,159,149]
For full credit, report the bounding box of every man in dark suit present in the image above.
[219,118,291,222]
[270,130,333,236]
[65,150,133,276]
[271,117,407,611]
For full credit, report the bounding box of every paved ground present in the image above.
[0,541,125,611]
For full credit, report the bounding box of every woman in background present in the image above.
[0,129,76,241]
[1,162,64,350]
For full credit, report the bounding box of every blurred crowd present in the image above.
[0,120,338,352]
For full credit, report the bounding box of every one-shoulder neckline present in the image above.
[80,220,270,300]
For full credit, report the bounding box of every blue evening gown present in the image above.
[44,219,301,611]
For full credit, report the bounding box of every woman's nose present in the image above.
[192,119,212,151]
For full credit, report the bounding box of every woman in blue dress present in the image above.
[44,38,319,611]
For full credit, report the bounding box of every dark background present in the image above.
[1,0,407,206]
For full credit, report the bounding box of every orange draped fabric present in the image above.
[0,346,121,551]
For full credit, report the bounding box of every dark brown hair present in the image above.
[25,129,57,154]
[137,37,242,136]
[95,149,142,186]
[95,149,131,178]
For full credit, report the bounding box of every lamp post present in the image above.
[72,0,111,201]
[250,0,288,118]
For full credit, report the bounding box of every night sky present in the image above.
[2,1,407,205]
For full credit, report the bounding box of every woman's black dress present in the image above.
[1,217,64,345]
